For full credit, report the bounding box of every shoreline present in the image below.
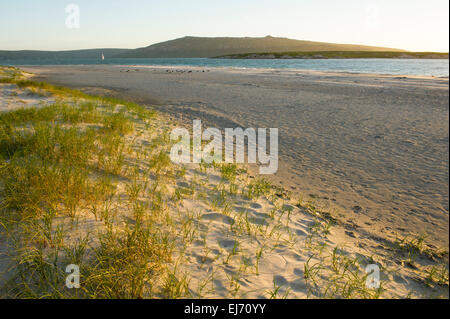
[9,63,449,79]
[0,59,449,78]
[115,64,450,79]
[19,62,445,88]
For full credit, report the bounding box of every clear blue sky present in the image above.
[0,0,448,52]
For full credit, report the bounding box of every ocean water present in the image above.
[1,58,448,77]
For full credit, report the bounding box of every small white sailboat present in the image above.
[101,53,105,61]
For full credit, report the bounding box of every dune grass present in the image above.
[0,66,170,298]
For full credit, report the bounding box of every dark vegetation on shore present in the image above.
[216,51,449,59]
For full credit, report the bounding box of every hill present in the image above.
[0,37,409,60]
[118,36,405,58]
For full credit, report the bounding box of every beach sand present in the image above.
[0,66,448,298]
[22,65,449,249]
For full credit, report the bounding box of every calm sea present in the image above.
[1,58,448,77]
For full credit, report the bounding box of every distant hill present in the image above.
[118,36,405,58]
[0,36,408,60]
[0,48,130,60]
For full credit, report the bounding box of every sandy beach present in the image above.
[21,65,449,249]
[0,66,448,298]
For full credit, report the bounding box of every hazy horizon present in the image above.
[0,0,449,52]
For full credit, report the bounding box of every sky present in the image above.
[0,0,448,52]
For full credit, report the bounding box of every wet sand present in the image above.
[22,65,449,247]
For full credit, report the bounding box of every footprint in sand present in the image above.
[252,212,271,219]
[293,268,304,277]
[393,274,408,284]
[192,239,205,247]
[195,255,214,264]
[250,203,263,209]
[297,220,316,228]
[273,275,288,287]
[291,253,305,262]
[218,239,238,250]
[213,279,227,293]
[289,278,307,292]
[295,228,307,236]
[282,204,297,211]
[234,206,254,214]
[248,216,269,226]
[201,213,234,225]
[177,181,190,188]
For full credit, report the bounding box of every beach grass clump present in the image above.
[11,244,68,298]
[302,241,385,299]
[148,150,172,175]
[80,222,174,298]
[395,233,428,264]
[0,105,58,127]
[1,156,91,218]
[0,122,101,217]
[60,102,102,124]
[220,163,239,182]
[425,264,449,287]
[245,178,272,199]
[101,109,134,135]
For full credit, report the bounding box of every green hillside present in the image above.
[117,36,405,58]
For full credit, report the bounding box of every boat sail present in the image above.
[101,53,105,61]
